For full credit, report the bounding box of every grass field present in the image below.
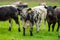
[0,0,60,40]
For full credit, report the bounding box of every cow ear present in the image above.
[27,8,31,13]
[53,6,57,9]
[28,8,31,10]
[44,6,47,9]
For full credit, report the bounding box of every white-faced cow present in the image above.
[32,3,47,32]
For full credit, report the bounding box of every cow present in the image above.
[44,6,60,32]
[32,4,47,32]
[19,8,34,36]
[0,5,20,32]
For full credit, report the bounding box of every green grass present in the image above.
[0,20,60,40]
[0,1,60,40]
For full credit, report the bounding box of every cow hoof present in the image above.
[18,30,21,32]
[48,30,50,31]
[30,35,33,36]
[18,28,21,32]
[23,35,25,36]
[23,34,25,36]
[18,29,21,32]
[9,27,11,31]
[30,34,33,36]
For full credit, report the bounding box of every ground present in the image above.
[0,1,60,40]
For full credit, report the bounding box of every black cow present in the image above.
[0,6,20,32]
[44,6,60,32]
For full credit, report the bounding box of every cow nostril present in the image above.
[48,12,52,15]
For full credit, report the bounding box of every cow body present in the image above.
[32,5,47,32]
[45,6,60,31]
[0,6,16,20]
[0,6,20,32]
[20,8,34,36]
[54,8,60,31]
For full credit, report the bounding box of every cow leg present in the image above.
[36,18,42,32]
[48,23,51,31]
[30,25,33,36]
[30,22,33,36]
[36,24,40,33]
[13,15,20,32]
[23,27,25,36]
[36,22,40,33]
[23,21,26,36]
[52,22,56,31]
[57,22,60,32]
[43,19,46,30]
[9,19,12,31]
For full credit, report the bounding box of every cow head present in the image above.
[27,8,32,14]
[17,4,28,15]
[44,6,56,16]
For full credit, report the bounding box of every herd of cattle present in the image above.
[0,1,60,36]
